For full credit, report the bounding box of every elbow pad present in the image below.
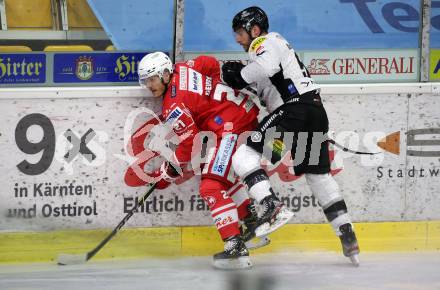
[221,61,249,90]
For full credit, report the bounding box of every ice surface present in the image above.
[0,252,439,290]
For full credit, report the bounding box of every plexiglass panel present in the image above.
[87,0,174,51]
[184,0,423,51]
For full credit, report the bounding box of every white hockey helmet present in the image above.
[138,52,173,87]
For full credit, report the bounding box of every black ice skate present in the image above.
[254,192,294,238]
[213,236,252,270]
[339,223,360,267]
[240,203,271,250]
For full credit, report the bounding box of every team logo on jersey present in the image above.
[172,119,186,134]
[250,36,266,52]
[212,134,237,176]
[179,66,187,90]
[188,68,203,95]
[166,105,195,135]
[75,56,94,80]
[204,196,216,207]
[251,131,263,143]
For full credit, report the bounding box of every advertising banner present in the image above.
[53,52,149,83]
[0,96,165,231]
[404,94,440,219]
[0,54,46,84]
[303,49,418,83]
[431,49,440,81]
[0,86,439,231]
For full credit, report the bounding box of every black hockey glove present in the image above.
[221,61,249,90]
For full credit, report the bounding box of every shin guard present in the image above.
[200,178,241,240]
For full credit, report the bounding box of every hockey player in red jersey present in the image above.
[137,52,263,269]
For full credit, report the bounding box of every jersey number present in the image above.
[212,83,244,106]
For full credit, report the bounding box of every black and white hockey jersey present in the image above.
[241,32,320,113]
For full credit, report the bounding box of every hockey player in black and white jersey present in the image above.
[222,6,360,266]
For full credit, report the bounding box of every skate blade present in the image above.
[349,254,360,267]
[213,256,253,270]
[255,209,294,237]
[245,236,271,250]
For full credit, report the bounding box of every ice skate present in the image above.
[240,204,271,250]
[254,192,294,237]
[213,236,252,270]
[339,223,360,267]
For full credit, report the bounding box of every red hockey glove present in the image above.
[152,161,181,190]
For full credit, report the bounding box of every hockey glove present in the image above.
[221,61,249,90]
[152,161,181,190]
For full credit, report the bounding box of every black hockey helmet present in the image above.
[232,6,269,33]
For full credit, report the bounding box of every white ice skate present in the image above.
[255,206,294,237]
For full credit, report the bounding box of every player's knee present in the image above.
[199,179,230,208]
[200,178,228,195]
[232,144,261,177]
[305,173,340,208]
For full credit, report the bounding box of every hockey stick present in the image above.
[327,139,381,155]
[57,183,156,265]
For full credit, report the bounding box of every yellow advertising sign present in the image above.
[430,49,440,81]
